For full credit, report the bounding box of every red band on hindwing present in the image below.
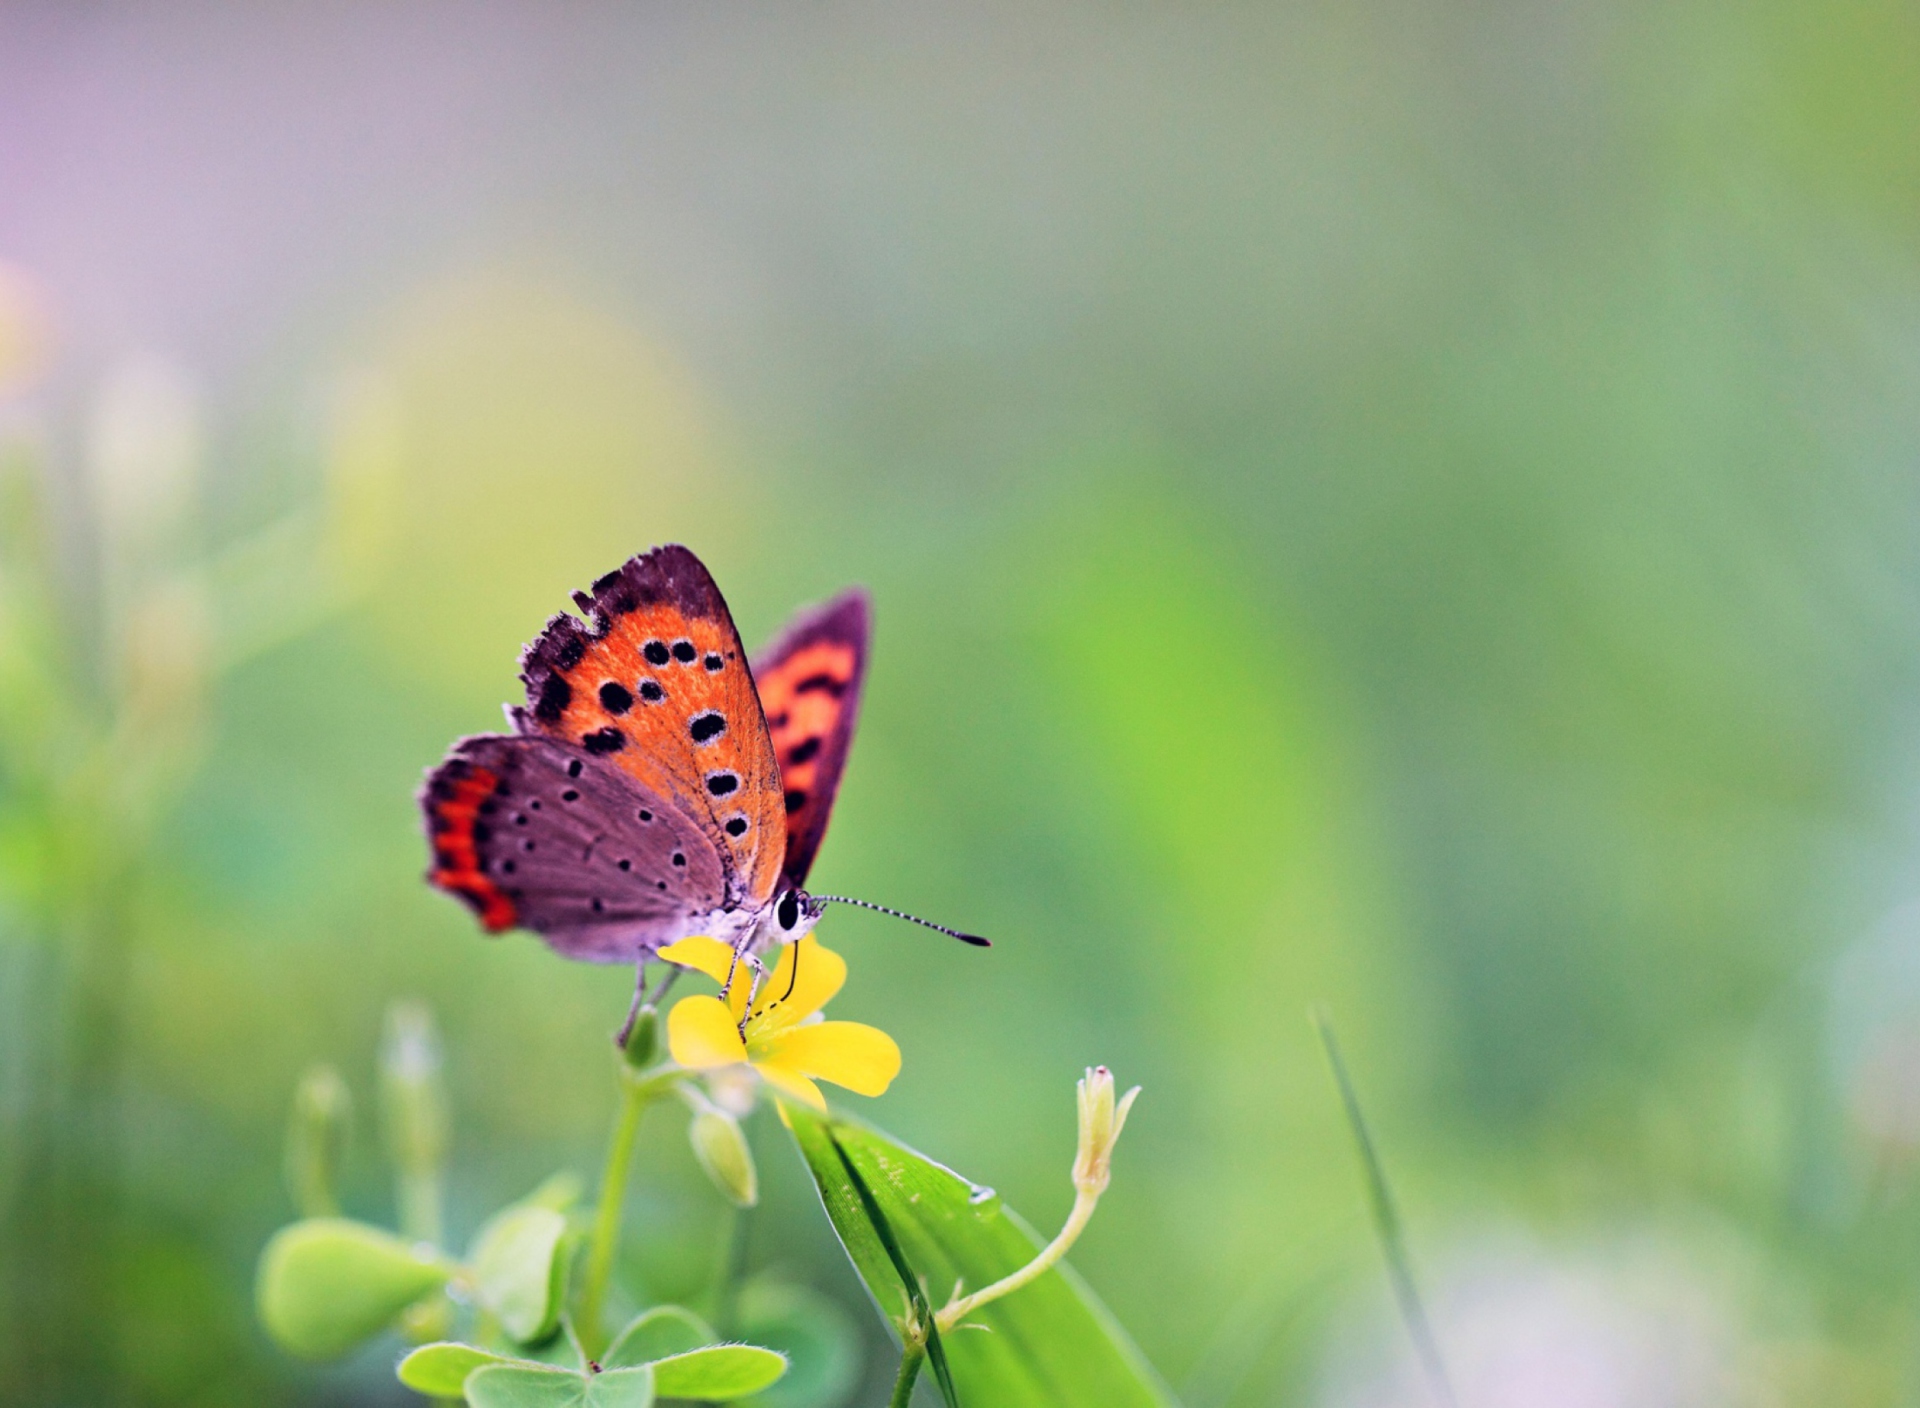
[424,760,517,931]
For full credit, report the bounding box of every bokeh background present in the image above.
[7,3,1920,1404]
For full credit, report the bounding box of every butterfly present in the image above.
[420,544,981,970]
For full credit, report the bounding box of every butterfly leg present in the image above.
[722,940,747,1002]
[613,958,650,1049]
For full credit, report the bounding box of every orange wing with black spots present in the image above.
[752,589,870,887]
[513,546,787,911]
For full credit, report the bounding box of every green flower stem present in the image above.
[578,1064,683,1356]
[889,1337,928,1408]
[935,1184,1098,1332]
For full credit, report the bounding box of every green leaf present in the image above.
[649,1344,787,1399]
[255,1218,452,1359]
[818,1126,959,1408]
[733,1282,861,1408]
[470,1204,570,1343]
[465,1364,655,1408]
[397,1342,511,1396]
[602,1305,715,1369]
[784,1107,1175,1408]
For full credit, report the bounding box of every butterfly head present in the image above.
[769,885,827,946]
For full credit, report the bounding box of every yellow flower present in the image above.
[661,935,901,1112]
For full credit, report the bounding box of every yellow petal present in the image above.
[749,937,846,1034]
[755,1062,828,1111]
[659,937,735,987]
[756,1021,901,1097]
[667,995,749,1070]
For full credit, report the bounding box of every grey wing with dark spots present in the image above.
[422,732,728,963]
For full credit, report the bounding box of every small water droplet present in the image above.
[968,1184,996,1205]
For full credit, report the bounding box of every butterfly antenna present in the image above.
[806,895,991,947]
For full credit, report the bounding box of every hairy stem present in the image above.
[889,1337,928,1408]
[937,1185,1098,1331]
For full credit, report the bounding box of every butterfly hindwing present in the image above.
[514,546,788,912]
[753,588,870,887]
[422,733,728,963]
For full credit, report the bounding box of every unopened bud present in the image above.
[284,1064,351,1217]
[622,1004,660,1069]
[380,1002,449,1244]
[689,1108,759,1208]
[1072,1066,1140,1197]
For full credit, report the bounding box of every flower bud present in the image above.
[622,1003,660,1069]
[380,1002,449,1244]
[1072,1066,1140,1197]
[284,1063,351,1217]
[689,1108,759,1208]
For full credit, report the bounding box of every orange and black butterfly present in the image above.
[420,544,980,964]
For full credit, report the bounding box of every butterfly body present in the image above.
[422,545,869,964]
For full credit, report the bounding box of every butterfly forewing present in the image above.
[752,589,870,887]
[422,733,728,962]
[514,546,787,912]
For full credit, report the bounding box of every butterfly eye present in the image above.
[777,892,799,931]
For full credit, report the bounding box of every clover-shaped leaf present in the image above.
[602,1305,715,1368]
[597,1306,785,1401]
[650,1345,788,1399]
[465,1363,655,1408]
[397,1342,515,1397]
[256,1218,453,1359]
[469,1203,570,1343]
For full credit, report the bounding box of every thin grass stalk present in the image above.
[1313,1009,1460,1408]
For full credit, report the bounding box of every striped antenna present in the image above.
[805,894,991,947]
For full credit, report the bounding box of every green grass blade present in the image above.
[823,1125,958,1408]
[1313,1010,1459,1408]
[823,1125,932,1325]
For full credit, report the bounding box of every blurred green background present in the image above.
[7,3,1920,1404]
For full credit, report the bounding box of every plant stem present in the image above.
[889,1338,928,1408]
[578,1068,659,1356]
[936,1186,1097,1331]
